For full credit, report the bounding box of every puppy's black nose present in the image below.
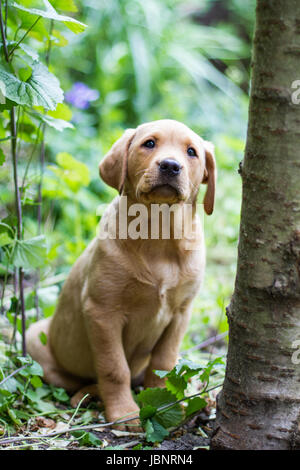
[159,159,182,177]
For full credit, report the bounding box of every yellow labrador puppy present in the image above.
[26,119,216,429]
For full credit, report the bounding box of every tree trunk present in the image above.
[211,0,300,450]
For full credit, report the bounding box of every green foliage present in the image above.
[0,63,63,110]
[71,430,102,447]
[0,0,254,447]
[0,352,70,432]
[12,235,47,269]
[137,357,225,443]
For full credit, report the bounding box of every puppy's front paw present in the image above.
[144,375,166,389]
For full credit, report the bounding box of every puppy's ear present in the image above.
[99,128,136,193]
[202,140,216,215]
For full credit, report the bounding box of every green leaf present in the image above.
[154,370,169,379]
[139,404,157,422]
[30,375,43,388]
[13,0,87,34]
[0,63,63,111]
[18,66,32,82]
[0,377,18,394]
[145,417,169,443]
[51,386,69,403]
[0,148,5,165]
[185,397,207,417]
[19,43,39,61]
[138,388,182,429]
[0,232,13,247]
[199,357,225,384]
[72,431,102,447]
[39,331,47,345]
[47,102,72,121]
[19,360,44,378]
[8,408,22,426]
[12,235,47,269]
[52,0,78,12]
[165,374,187,399]
[33,112,74,131]
[174,358,203,375]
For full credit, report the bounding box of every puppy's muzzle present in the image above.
[158,159,182,178]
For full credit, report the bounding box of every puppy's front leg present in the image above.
[144,307,192,389]
[84,301,140,430]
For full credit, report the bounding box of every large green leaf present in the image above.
[12,235,47,269]
[30,110,74,131]
[0,63,63,110]
[13,0,87,34]
[185,397,207,417]
[138,388,182,429]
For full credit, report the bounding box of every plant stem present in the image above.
[4,0,7,36]
[10,107,26,356]
[0,0,26,355]
[0,0,9,61]
[8,16,41,59]
[34,20,53,320]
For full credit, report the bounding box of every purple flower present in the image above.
[65,82,100,109]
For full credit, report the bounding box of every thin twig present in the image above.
[8,17,41,59]
[0,361,32,387]
[181,331,228,356]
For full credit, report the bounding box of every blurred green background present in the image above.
[1,0,255,348]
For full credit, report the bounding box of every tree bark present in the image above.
[211,0,300,450]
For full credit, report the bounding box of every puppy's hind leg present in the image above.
[26,318,83,393]
[70,384,100,408]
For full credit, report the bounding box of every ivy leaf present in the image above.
[0,63,63,111]
[13,0,87,34]
[12,235,47,269]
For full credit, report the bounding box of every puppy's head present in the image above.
[99,120,216,215]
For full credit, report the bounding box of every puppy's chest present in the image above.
[125,260,198,319]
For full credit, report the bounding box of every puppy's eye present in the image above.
[143,139,155,149]
[187,147,197,157]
